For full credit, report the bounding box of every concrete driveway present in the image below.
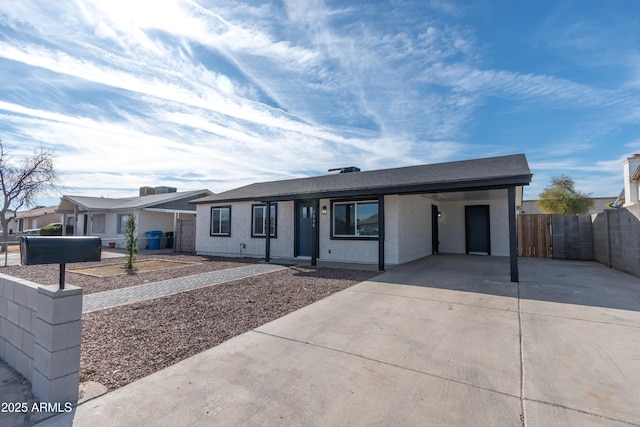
[52,255,640,426]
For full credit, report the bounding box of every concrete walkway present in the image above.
[48,255,640,426]
[83,263,286,312]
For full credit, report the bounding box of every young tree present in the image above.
[0,139,58,254]
[536,175,594,215]
[124,213,139,270]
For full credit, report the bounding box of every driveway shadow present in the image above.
[369,254,640,313]
[369,254,518,299]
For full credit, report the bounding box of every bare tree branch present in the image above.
[0,138,58,259]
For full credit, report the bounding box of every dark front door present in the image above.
[431,204,439,254]
[465,205,490,255]
[296,202,314,257]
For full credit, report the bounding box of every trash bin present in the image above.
[145,230,163,250]
[165,231,174,249]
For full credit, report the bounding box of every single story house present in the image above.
[57,188,212,249]
[9,205,63,234]
[192,154,532,281]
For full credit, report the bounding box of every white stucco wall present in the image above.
[437,202,465,254]
[437,194,510,256]
[383,195,400,265]
[138,211,175,234]
[138,210,189,250]
[196,201,294,258]
[91,213,117,239]
[488,198,510,256]
[396,194,433,264]
[195,191,513,263]
[84,211,133,248]
[317,197,388,264]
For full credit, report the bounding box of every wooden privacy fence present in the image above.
[518,214,593,260]
[518,214,551,257]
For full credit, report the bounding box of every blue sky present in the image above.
[1,0,638,207]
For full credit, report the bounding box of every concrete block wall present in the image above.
[0,274,82,404]
[551,214,593,261]
[0,275,38,382]
[176,218,196,253]
[592,211,611,267]
[592,205,640,277]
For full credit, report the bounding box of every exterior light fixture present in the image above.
[322,206,327,215]
[438,211,442,218]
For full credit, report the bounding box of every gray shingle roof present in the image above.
[193,154,531,204]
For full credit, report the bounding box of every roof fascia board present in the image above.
[201,175,532,204]
[143,208,197,214]
[131,190,210,210]
[62,190,211,211]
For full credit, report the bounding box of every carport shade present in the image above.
[192,154,532,281]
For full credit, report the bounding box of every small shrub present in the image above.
[124,214,138,270]
[40,224,62,236]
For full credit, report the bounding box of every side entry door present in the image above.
[465,205,490,255]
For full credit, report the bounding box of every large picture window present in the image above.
[252,204,277,238]
[332,201,379,238]
[210,206,231,236]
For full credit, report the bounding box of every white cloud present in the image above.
[1,0,637,203]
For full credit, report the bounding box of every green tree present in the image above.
[536,175,594,215]
[124,213,138,270]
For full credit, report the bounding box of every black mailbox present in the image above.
[20,236,102,289]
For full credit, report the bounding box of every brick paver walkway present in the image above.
[82,263,286,313]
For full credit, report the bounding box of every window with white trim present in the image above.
[210,206,231,236]
[117,214,131,234]
[252,204,277,237]
[332,201,379,237]
[92,214,106,233]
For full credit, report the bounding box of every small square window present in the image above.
[210,206,231,236]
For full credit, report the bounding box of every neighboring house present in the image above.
[9,205,63,234]
[57,188,212,249]
[192,154,532,281]
[614,153,640,207]
[519,197,617,215]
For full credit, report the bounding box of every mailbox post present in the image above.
[20,236,102,290]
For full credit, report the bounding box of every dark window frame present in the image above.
[251,203,277,238]
[210,205,232,237]
[330,199,379,240]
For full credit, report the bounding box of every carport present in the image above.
[193,154,532,281]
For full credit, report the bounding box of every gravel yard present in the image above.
[2,254,259,294]
[81,265,378,391]
[2,255,377,392]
